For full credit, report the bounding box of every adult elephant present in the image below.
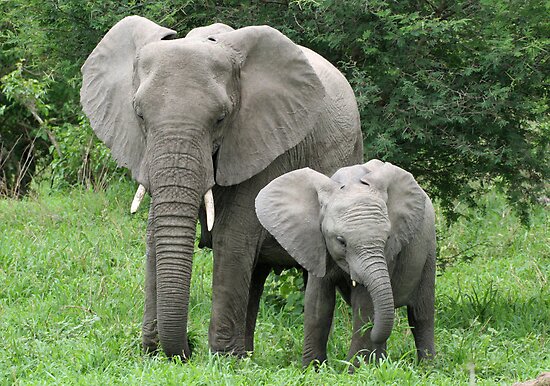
[80,16,363,359]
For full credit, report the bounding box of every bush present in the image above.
[290,0,549,221]
[1,0,547,220]
[0,61,52,196]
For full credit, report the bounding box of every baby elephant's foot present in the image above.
[347,345,387,372]
[210,347,247,359]
[417,346,436,362]
[209,335,247,359]
[302,356,328,371]
[142,336,160,355]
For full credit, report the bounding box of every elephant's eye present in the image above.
[133,97,143,119]
[340,185,345,190]
[336,236,346,247]
[216,111,227,123]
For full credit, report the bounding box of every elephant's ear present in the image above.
[255,168,337,277]
[361,161,427,262]
[213,26,325,186]
[80,16,176,186]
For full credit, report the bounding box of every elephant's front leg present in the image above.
[208,192,263,357]
[302,275,336,367]
[347,283,386,366]
[142,206,159,353]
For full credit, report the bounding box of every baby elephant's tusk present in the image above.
[130,184,146,214]
[204,189,215,231]
[352,280,357,287]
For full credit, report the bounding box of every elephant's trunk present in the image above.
[350,247,394,345]
[154,196,197,358]
[148,129,212,359]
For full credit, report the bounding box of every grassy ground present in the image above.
[0,182,548,385]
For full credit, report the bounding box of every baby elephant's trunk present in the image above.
[351,251,395,344]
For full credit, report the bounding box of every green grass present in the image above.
[1,182,548,385]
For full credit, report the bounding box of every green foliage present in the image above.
[264,268,305,315]
[0,183,548,384]
[0,62,52,195]
[1,61,50,117]
[290,0,549,221]
[48,118,125,190]
[1,0,548,219]
[0,60,124,193]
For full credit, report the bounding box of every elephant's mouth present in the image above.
[349,269,365,288]
[130,185,215,231]
[212,142,221,157]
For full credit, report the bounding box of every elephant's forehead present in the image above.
[139,38,230,71]
[322,202,390,235]
[332,184,383,204]
[325,193,387,217]
[331,164,370,184]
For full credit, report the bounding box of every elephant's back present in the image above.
[298,46,363,176]
[299,46,355,103]
[300,46,359,114]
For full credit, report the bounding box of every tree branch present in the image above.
[25,101,62,158]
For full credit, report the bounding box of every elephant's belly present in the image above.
[258,235,298,268]
[391,273,422,308]
[392,291,412,309]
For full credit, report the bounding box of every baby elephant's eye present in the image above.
[336,236,346,247]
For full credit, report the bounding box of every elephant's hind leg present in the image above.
[407,251,436,360]
[208,185,264,357]
[244,263,271,352]
[407,304,435,360]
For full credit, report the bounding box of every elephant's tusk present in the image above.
[352,280,357,287]
[204,189,215,231]
[131,184,146,214]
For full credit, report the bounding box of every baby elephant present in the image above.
[255,159,436,366]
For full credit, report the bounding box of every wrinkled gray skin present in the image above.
[80,16,362,359]
[255,160,436,366]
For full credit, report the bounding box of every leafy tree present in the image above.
[0,0,547,221]
[289,0,549,220]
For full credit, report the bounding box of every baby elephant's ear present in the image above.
[255,168,338,277]
[361,161,427,261]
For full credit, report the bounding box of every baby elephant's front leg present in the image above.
[302,276,336,367]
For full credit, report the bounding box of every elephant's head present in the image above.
[255,160,427,344]
[80,16,325,358]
